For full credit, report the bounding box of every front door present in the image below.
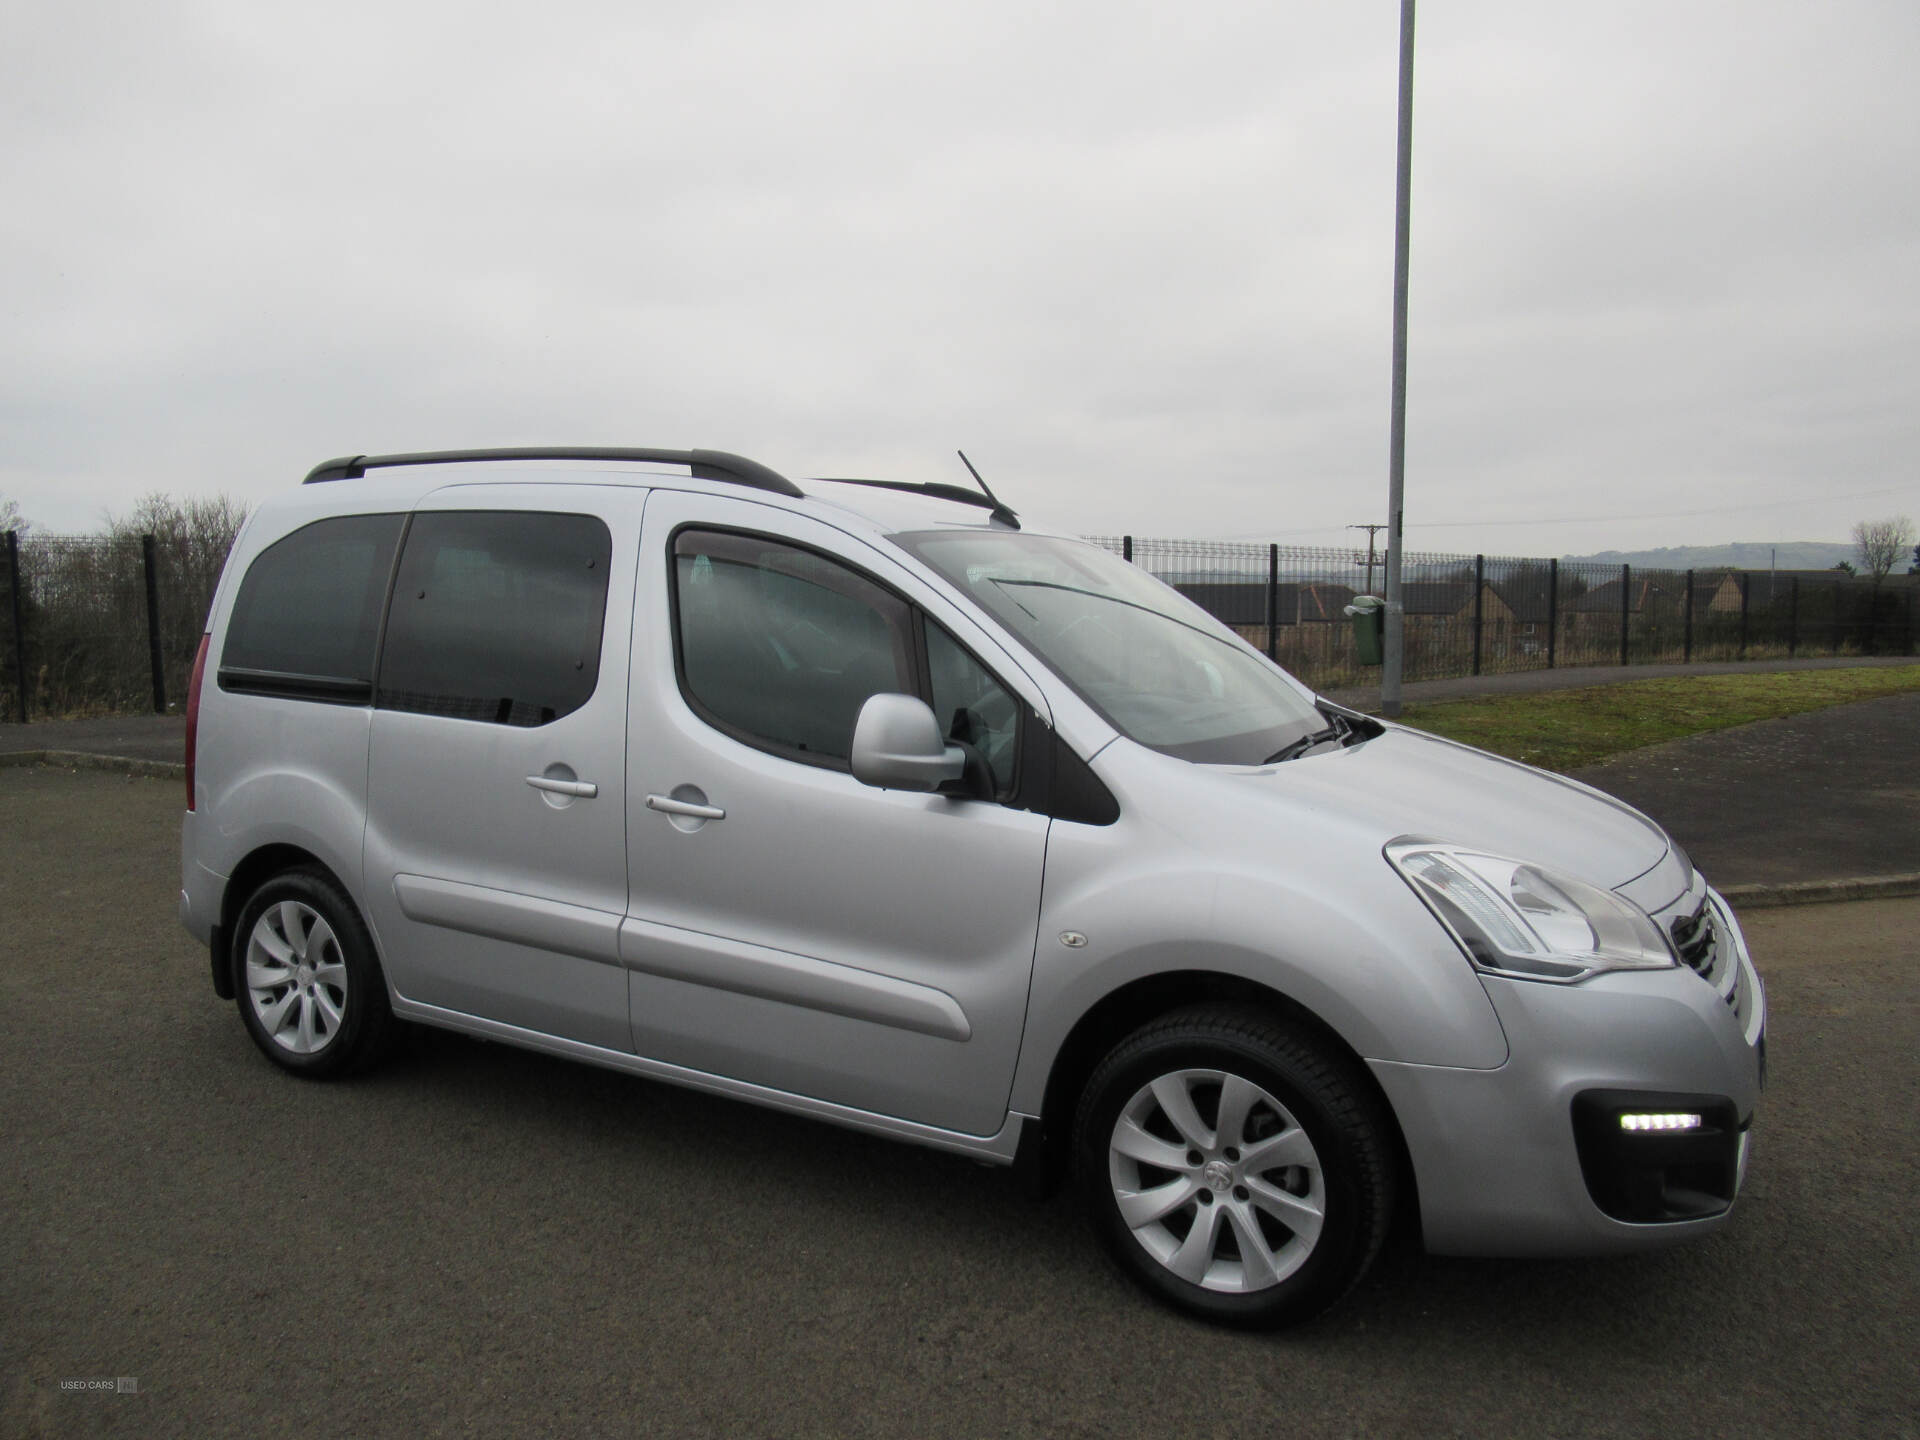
[365,484,644,1052]
[622,491,1050,1137]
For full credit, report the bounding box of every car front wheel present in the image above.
[1073,1005,1395,1327]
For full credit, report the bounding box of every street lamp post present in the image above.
[1381,0,1416,717]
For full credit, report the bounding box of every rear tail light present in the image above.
[185,632,210,810]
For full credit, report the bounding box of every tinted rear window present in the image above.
[377,511,612,727]
[221,514,403,684]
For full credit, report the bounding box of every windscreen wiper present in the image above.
[1263,728,1341,765]
[1263,711,1353,765]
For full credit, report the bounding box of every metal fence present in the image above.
[2,530,225,722]
[1090,535,1919,692]
[3,525,1914,723]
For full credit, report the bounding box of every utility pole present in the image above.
[1381,0,1416,717]
[1349,524,1387,595]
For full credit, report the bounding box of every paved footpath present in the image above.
[0,712,187,765]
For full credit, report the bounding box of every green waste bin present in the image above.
[1345,595,1385,666]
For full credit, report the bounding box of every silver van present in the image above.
[179,448,1764,1327]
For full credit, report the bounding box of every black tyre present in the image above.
[231,868,395,1078]
[1072,1004,1394,1328]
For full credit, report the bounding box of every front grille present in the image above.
[1668,894,1762,1044]
[1666,902,1728,983]
[1671,903,1716,973]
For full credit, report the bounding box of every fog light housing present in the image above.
[1573,1091,1744,1222]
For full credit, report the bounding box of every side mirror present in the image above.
[850,693,966,792]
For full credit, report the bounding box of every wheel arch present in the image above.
[215,843,364,997]
[1020,970,1419,1238]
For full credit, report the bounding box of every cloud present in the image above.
[2,0,1914,556]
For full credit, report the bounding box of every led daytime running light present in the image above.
[1619,1112,1703,1132]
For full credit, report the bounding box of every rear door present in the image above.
[364,484,643,1051]
[621,490,1051,1137]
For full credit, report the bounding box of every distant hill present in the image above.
[1563,542,1856,571]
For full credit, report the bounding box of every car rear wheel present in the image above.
[1073,1005,1394,1327]
[232,868,394,1078]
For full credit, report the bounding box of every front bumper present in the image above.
[1372,889,1765,1257]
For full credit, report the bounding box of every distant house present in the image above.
[1399,580,1472,618]
[1422,576,1555,658]
[1565,576,1678,615]
[1172,582,1269,625]
[1398,576,1552,622]
[1702,574,1745,613]
[1737,569,1895,608]
[1171,581,1359,627]
[1292,582,1359,622]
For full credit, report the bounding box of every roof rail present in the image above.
[811,452,1020,529]
[301,447,803,498]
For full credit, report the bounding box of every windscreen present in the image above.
[894,530,1324,764]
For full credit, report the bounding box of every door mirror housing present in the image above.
[851,693,966,792]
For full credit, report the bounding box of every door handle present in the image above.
[526,775,599,799]
[645,793,726,821]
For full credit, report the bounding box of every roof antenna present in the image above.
[956,450,1020,529]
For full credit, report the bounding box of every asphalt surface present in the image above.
[3,767,1918,1439]
[1570,689,1920,890]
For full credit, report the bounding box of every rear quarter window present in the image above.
[220,514,404,698]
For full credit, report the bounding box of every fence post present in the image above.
[1546,558,1558,669]
[1683,570,1694,663]
[1788,577,1799,657]
[1265,543,1279,662]
[1471,555,1485,675]
[141,533,167,714]
[1619,564,1631,666]
[6,530,26,724]
[1738,573,1750,659]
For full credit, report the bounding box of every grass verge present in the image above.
[1395,664,1920,772]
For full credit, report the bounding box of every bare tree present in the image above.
[105,491,250,693]
[1852,515,1916,583]
[0,493,30,535]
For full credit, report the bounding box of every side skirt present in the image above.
[387,993,1031,1164]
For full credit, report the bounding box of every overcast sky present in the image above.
[4,0,1915,557]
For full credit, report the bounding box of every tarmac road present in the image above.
[2,767,1917,1439]
[1571,689,1920,890]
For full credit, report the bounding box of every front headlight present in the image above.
[1386,840,1676,984]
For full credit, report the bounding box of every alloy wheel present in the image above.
[245,900,348,1055]
[1106,1067,1326,1293]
